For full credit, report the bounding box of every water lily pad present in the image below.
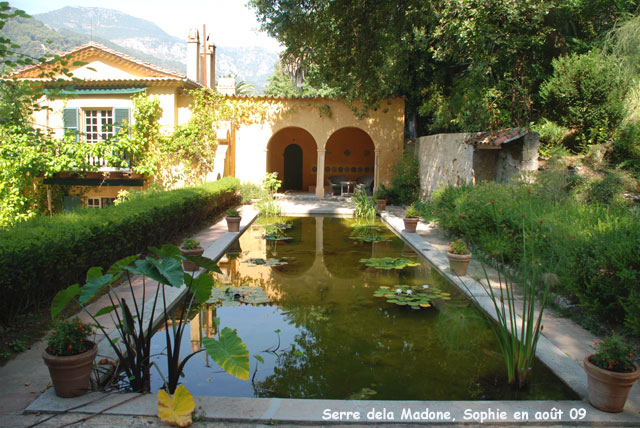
[207,286,271,306]
[374,284,451,309]
[359,257,420,270]
[263,233,292,241]
[243,258,289,267]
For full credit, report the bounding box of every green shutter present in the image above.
[63,108,79,141]
[114,108,130,135]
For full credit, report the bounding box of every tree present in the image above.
[250,0,639,133]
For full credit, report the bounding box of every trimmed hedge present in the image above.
[427,181,640,335]
[0,177,240,323]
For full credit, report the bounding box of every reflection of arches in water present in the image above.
[267,217,316,278]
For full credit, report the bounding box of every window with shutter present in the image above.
[62,108,79,141]
[114,108,130,136]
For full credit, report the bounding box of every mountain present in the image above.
[33,6,279,92]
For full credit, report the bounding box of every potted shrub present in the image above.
[447,239,472,276]
[583,335,639,412]
[180,238,204,271]
[42,318,97,398]
[374,189,387,211]
[225,208,242,232]
[403,204,420,233]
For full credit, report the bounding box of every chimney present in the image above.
[186,28,200,83]
[204,44,216,89]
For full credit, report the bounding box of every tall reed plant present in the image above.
[353,188,376,219]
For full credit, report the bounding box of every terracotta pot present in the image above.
[375,199,387,211]
[180,247,204,271]
[403,217,418,233]
[42,340,98,398]
[447,252,472,276]
[226,216,242,232]
[584,355,640,412]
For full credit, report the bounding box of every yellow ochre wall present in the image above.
[232,97,405,194]
[267,127,318,191]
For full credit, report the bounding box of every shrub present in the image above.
[0,177,240,323]
[384,152,420,205]
[540,50,628,148]
[430,180,640,334]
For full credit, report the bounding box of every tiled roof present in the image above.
[16,77,201,89]
[466,127,529,146]
[8,41,195,82]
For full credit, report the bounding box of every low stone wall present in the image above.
[414,133,475,198]
[415,132,539,198]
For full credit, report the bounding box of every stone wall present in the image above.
[416,132,539,198]
[414,133,475,198]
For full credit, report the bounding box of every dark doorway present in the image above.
[283,144,303,190]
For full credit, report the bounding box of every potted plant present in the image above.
[374,189,387,211]
[403,204,420,233]
[583,335,639,412]
[42,318,97,398]
[225,208,242,232]
[180,238,204,271]
[447,239,472,276]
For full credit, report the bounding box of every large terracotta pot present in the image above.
[447,252,472,276]
[43,341,98,398]
[226,216,242,232]
[180,247,204,271]
[584,355,640,412]
[375,199,387,211]
[403,217,418,233]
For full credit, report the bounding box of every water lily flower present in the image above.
[422,285,429,289]
[406,290,413,295]
[395,289,402,295]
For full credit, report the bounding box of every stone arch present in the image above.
[267,127,318,192]
[324,127,375,188]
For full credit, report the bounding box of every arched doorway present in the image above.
[283,144,303,190]
[325,127,375,192]
[267,127,317,192]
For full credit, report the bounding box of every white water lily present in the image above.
[422,284,429,289]
[406,290,413,295]
[395,288,402,295]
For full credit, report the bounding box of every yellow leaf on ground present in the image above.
[157,385,196,427]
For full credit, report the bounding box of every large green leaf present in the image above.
[186,273,214,303]
[79,273,114,304]
[51,283,81,319]
[147,257,184,287]
[202,327,249,380]
[124,259,163,282]
[183,254,221,273]
[86,266,104,281]
[150,244,182,259]
[107,255,139,275]
[94,305,120,317]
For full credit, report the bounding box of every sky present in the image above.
[9,0,282,50]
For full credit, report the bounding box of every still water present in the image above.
[149,216,577,400]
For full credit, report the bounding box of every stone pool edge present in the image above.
[24,206,640,426]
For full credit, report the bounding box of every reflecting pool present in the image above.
[149,216,577,400]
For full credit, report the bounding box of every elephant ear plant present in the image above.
[51,244,249,394]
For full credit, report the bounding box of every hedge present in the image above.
[0,177,240,323]
[427,181,640,335]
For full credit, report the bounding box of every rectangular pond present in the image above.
[149,216,578,401]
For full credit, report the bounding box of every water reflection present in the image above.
[149,217,577,400]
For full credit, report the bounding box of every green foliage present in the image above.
[353,189,376,219]
[448,239,470,255]
[182,238,200,250]
[405,204,420,218]
[430,180,640,334]
[207,285,271,306]
[540,51,628,148]
[256,173,282,215]
[610,122,640,171]
[461,229,550,390]
[225,208,240,217]
[202,327,250,381]
[349,224,389,243]
[373,284,451,309]
[0,177,239,323]
[359,257,420,270]
[46,318,93,357]
[590,335,637,373]
[239,182,261,203]
[383,153,420,205]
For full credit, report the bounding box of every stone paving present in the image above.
[2,196,640,427]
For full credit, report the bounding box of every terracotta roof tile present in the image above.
[466,127,529,146]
